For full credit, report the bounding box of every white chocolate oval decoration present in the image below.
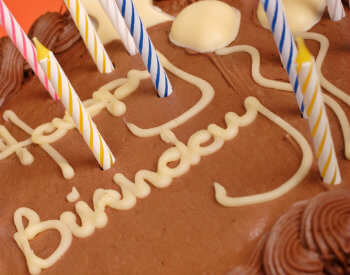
[257,0,325,33]
[169,0,241,52]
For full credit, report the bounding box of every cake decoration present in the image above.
[66,187,80,202]
[214,97,313,207]
[3,110,75,179]
[169,0,241,53]
[114,0,173,97]
[260,0,305,115]
[12,95,314,274]
[0,123,33,165]
[98,0,138,55]
[13,207,73,275]
[0,0,58,100]
[257,0,325,33]
[64,0,114,73]
[34,38,116,170]
[125,51,214,137]
[214,32,350,160]
[228,190,350,274]
[296,37,341,184]
[0,0,349,274]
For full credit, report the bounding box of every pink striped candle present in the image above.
[0,0,58,100]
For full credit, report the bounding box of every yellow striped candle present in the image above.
[34,38,116,170]
[64,0,114,73]
[296,38,341,185]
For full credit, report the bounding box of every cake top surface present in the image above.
[0,0,349,274]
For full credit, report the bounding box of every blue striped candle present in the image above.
[260,0,305,116]
[114,0,173,98]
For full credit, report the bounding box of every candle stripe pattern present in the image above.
[64,0,114,74]
[326,0,345,21]
[34,38,116,170]
[114,0,173,98]
[260,0,304,115]
[296,38,341,185]
[98,0,137,56]
[0,0,58,100]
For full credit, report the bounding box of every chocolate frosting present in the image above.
[0,12,80,107]
[0,1,349,275]
[263,201,323,275]
[0,37,24,106]
[228,190,350,275]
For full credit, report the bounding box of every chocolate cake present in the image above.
[0,1,349,274]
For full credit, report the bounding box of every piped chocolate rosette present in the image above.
[301,190,350,274]
[0,12,80,106]
[229,190,350,275]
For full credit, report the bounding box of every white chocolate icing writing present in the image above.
[13,208,72,275]
[215,45,292,91]
[257,0,325,33]
[9,7,348,272]
[1,51,215,177]
[125,52,214,137]
[14,97,313,273]
[214,97,313,207]
[67,187,80,203]
[215,32,350,160]
[169,0,241,52]
[0,125,33,165]
[3,111,75,179]
[2,59,191,178]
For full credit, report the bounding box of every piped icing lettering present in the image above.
[214,32,350,160]
[6,4,349,274]
[66,187,80,203]
[1,54,211,178]
[13,208,72,275]
[14,97,313,274]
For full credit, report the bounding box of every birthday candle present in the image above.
[326,0,345,21]
[260,0,304,115]
[98,0,138,56]
[114,0,173,98]
[0,0,58,100]
[296,38,341,185]
[64,0,114,73]
[34,38,116,170]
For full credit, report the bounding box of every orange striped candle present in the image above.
[296,37,341,185]
[64,0,114,73]
[34,38,115,170]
